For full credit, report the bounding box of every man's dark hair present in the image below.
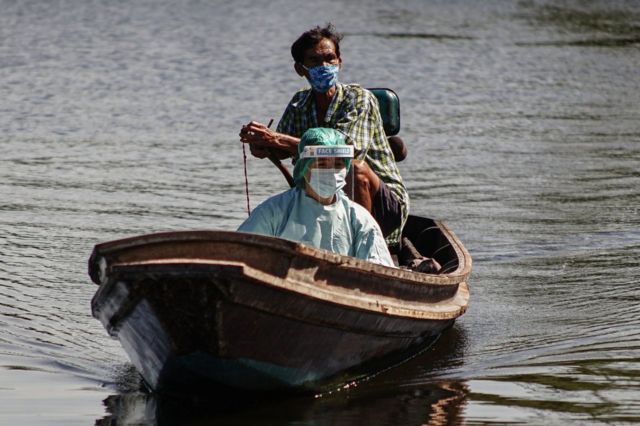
[291,24,343,64]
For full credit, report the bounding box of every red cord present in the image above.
[242,143,251,216]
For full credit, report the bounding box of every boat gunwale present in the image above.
[106,258,470,320]
[90,219,472,288]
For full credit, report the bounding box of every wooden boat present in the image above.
[88,215,471,395]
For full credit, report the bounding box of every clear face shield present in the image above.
[300,145,354,201]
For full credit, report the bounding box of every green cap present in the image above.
[293,128,352,187]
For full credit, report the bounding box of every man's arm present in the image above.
[239,121,299,159]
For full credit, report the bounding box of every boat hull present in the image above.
[89,216,471,393]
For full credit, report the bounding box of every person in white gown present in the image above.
[238,127,394,267]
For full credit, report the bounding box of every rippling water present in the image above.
[1,0,639,424]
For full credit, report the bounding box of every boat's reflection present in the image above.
[98,327,469,425]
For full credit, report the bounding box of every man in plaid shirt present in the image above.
[240,24,409,248]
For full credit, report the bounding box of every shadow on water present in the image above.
[518,1,640,47]
[96,327,470,425]
[344,31,474,41]
[526,3,640,35]
[516,37,640,47]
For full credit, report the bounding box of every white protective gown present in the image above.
[237,187,394,267]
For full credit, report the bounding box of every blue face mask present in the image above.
[303,64,339,93]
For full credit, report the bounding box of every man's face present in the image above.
[302,38,340,69]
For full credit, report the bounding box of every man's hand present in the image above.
[239,121,298,158]
[249,143,270,159]
[239,121,276,147]
[409,257,442,274]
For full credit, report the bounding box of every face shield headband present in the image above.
[299,145,354,161]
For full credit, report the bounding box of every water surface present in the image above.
[1,0,639,424]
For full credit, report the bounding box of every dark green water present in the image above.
[1,0,639,424]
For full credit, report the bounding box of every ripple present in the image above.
[1,0,640,423]
[516,37,640,47]
[345,31,474,41]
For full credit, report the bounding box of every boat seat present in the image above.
[369,88,400,136]
[369,88,406,162]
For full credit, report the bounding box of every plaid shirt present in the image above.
[277,83,409,245]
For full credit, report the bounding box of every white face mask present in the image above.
[307,168,347,199]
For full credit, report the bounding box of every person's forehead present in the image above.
[311,157,346,167]
[315,157,344,162]
[304,38,337,58]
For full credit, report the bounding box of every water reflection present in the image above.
[98,381,469,426]
[97,328,470,425]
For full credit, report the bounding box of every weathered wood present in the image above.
[88,215,471,393]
